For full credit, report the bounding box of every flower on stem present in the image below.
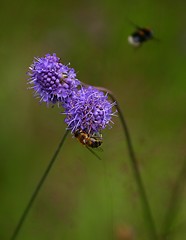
[64,86,117,135]
[27,53,80,105]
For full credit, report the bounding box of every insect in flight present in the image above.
[128,22,157,47]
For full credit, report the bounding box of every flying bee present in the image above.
[74,129,103,148]
[128,23,157,47]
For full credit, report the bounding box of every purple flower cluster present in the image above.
[28,53,116,136]
[64,86,116,135]
[28,53,80,105]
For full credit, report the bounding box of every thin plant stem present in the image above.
[95,86,158,240]
[10,130,69,240]
[161,158,186,239]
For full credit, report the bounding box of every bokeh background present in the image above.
[1,0,186,239]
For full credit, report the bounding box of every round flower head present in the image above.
[27,53,80,105]
[64,86,116,135]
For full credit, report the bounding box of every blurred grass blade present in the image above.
[161,158,186,239]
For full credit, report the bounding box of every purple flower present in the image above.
[64,86,116,135]
[27,53,80,105]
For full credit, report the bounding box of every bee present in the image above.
[128,24,155,47]
[74,129,103,148]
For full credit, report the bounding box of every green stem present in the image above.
[10,130,69,240]
[161,158,186,239]
[96,87,158,240]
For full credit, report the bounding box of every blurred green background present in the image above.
[1,0,186,239]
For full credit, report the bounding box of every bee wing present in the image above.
[94,146,103,152]
[152,36,160,42]
[86,146,102,160]
[125,18,141,30]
